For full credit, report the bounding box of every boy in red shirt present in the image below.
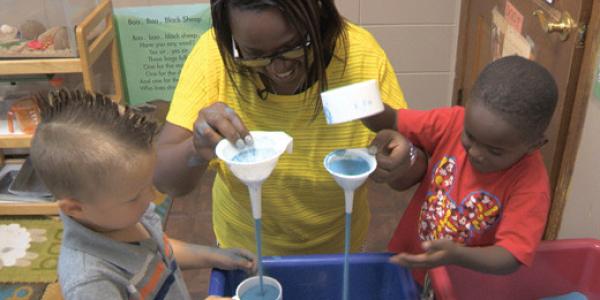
[369,56,558,284]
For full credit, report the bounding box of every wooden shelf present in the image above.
[0,134,32,148]
[0,159,58,216]
[0,58,83,75]
[0,202,58,215]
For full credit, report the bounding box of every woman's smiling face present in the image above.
[229,7,310,94]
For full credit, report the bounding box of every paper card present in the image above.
[491,7,507,60]
[492,7,507,33]
[502,26,532,58]
[504,1,524,33]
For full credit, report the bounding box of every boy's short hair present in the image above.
[471,55,558,142]
[31,89,158,201]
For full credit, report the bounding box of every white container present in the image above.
[232,276,282,300]
[321,79,384,125]
[0,0,98,58]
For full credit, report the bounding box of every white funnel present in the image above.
[216,131,293,219]
[323,148,377,213]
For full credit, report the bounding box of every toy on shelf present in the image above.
[0,0,98,58]
[7,98,40,135]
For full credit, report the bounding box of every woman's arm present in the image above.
[154,123,209,197]
[154,102,251,196]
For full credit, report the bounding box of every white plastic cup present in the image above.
[232,276,282,300]
[321,79,384,124]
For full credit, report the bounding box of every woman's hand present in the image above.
[369,129,415,184]
[192,102,252,161]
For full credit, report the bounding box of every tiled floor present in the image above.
[164,170,414,299]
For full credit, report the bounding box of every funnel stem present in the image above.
[254,218,264,295]
[248,184,262,219]
[344,190,354,214]
[343,212,351,300]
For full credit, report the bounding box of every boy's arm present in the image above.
[369,129,428,190]
[169,239,256,273]
[389,239,520,275]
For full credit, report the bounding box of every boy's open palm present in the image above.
[389,239,459,269]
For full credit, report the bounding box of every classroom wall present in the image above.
[112,0,462,109]
[558,53,600,239]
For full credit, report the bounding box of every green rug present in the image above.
[0,217,62,283]
[0,283,47,300]
[0,196,171,286]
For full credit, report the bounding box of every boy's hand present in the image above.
[389,239,460,269]
[369,129,415,183]
[209,248,257,274]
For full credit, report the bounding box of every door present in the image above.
[454,0,594,239]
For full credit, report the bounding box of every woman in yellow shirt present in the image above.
[154,0,407,255]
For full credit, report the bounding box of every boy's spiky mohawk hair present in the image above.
[35,89,158,148]
[31,89,158,200]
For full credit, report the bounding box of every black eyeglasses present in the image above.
[232,35,312,68]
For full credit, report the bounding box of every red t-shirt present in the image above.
[388,106,550,281]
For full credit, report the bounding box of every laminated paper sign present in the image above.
[504,1,524,33]
[114,4,211,105]
[502,26,532,58]
[491,6,532,60]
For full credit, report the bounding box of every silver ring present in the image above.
[224,107,236,117]
[408,142,417,166]
[195,121,210,136]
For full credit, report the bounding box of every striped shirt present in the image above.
[167,22,407,255]
[59,204,190,300]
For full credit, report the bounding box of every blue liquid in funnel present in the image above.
[233,148,277,162]
[328,157,370,176]
[240,284,279,300]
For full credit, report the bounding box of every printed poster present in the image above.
[114,4,211,105]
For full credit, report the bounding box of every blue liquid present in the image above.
[255,219,264,295]
[233,148,277,162]
[328,158,370,176]
[241,284,280,300]
[343,213,351,300]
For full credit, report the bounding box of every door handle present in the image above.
[533,10,577,41]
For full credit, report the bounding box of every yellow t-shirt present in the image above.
[167,22,407,255]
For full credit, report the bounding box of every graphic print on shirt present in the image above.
[419,156,501,244]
